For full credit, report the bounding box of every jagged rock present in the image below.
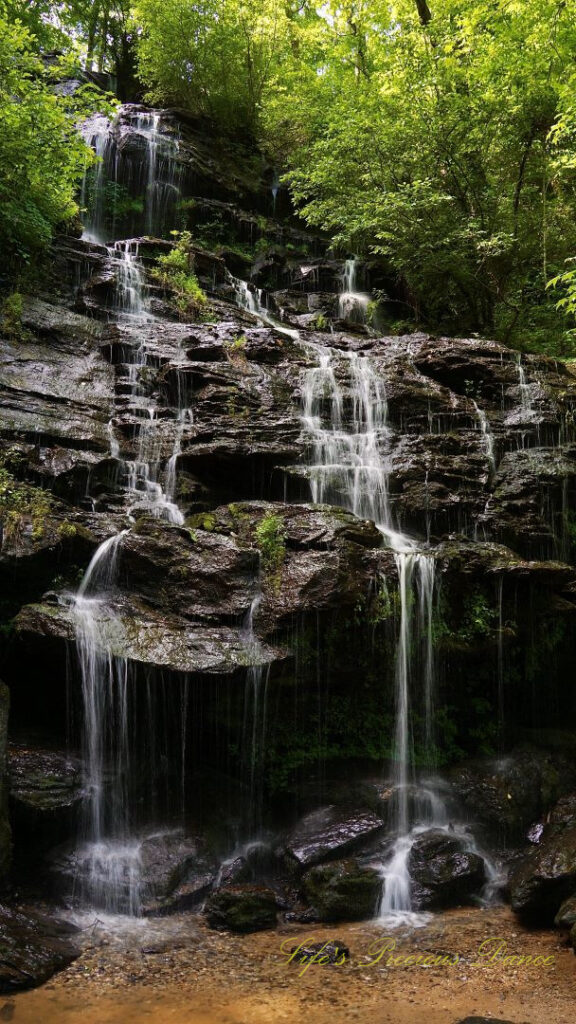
[283,806,384,869]
[204,885,278,932]
[0,903,79,992]
[8,746,83,855]
[1,298,115,450]
[0,685,10,884]
[510,794,576,922]
[301,858,381,921]
[408,830,487,909]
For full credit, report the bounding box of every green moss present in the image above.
[151,231,208,320]
[0,466,52,546]
[1,292,31,342]
[188,511,217,532]
[254,512,285,586]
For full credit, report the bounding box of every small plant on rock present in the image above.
[152,231,207,320]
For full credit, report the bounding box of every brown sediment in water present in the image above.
[6,906,576,1024]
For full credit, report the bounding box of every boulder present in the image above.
[0,903,79,992]
[554,893,576,929]
[302,858,381,922]
[283,806,384,869]
[0,685,10,883]
[204,885,278,932]
[138,830,217,915]
[408,830,487,910]
[510,794,576,922]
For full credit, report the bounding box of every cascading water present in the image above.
[69,152,190,912]
[240,585,270,839]
[299,340,497,920]
[472,400,497,473]
[338,258,371,323]
[80,107,182,244]
[107,240,147,315]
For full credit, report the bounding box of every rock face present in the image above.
[448,748,576,846]
[4,103,576,940]
[0,684,10,884]
[510,795,576,922]
[8,746,83,857]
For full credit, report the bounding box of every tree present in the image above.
[262,0,576,349]
[134,0,296,132]
[0,6,94,270]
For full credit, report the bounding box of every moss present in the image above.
[254,512,285,588]
[0,466,52,546]
[151,231,208,320]
[1,292,32,343]
[188,511,217,532]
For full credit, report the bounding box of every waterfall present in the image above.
[107,240,147,315]
[80,107,182,243]
[240,586,270,838]
[472,400,496,473]
[80,115,114,245]
[338,258,371,323]
[71,531,145,914]
[299,339,498,920]
[70,122,191,910]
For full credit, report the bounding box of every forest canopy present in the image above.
[4,0,576,352]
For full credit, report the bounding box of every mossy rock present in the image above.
[204,885,277,932]
[302,858,381,922]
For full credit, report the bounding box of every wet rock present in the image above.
[301,858,381,922]
[0,685,9,884]
[139,831,217,915]
[408,830,487,910]
[554,893,576,929]
[285,938,350,965]
[204,885,278,932]
[13,599,285,677]
[448,748,576,845]
[0,903,79,992]
[283,806,384,869]
[8,746,83,855]
[455,1019,520,1024]
[510,794,576,922]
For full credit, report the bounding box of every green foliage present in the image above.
[134,0,303,132]
[0,8,100,270]
[0,465,52,546]
[254,513,286,581]
[1,292,29,342]
[151,231,207,319]
[225,334,248,352]
[261,0,576,352]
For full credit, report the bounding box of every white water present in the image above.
[240,586,270,837]
[472,400,496,473]
[298,335,499,921]
[338,258,371,323]
[80,107,182,243]
[231,274,300,340]
[71,149,190,910]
